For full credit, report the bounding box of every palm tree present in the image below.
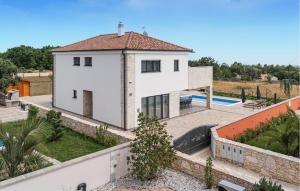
[280,79,296,98]
[0,118,47,178]
[265,108,299,157]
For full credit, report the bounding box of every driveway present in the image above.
[20,95,53,108]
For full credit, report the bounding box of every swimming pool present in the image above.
[0,140,4,150]
[184,95,241,106]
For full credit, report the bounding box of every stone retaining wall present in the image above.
[172,153,254,190]
[212,135,300,185]
[34,103,129,144]
[211,97,300,185]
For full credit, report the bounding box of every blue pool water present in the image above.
[185,95,241,106]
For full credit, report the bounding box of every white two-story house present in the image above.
[52,24,212,130]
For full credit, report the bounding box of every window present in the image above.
[73,57,80,66]
[85,57,92,66]
[141,60,160,73]
[174,60,179,71]
[141,94,169,119]
[73,90,77,99]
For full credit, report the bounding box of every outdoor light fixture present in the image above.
[77,183,87,191]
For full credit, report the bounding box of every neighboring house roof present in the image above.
[51,31,193,52]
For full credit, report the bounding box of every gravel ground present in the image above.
[96,169,212,191]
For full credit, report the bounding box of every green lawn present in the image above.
[1,120,108,162]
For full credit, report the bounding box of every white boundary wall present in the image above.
[0,142,130,191]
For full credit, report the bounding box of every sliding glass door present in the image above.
[141,94,169,119]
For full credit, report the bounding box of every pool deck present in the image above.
[165,90,255,140]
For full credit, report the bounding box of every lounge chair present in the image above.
[243,100,266,109]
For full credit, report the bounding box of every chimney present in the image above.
[142,26,148,36]
[118,22,124,36]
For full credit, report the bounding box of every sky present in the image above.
[0,0,299,65]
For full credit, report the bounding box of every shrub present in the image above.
[252,177,283,191]
[204,156,214,189]
[128,113,176,181]
[234,107,299,157]
[95,124,118,147]
[46,110,64,142]
[0,118,48,178]
[28,105,39,119]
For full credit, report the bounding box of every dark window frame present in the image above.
[141,94,169,119]
[174,60,179,71]
[73,90,77,99]
[141,60,161,73]
[84,57,92,66]
[73,57,80,66]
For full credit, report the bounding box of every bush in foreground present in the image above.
[46,110,64,142]
[28,105,39,119]
[252,177,283,191]
[95,124,118,147]
[0,118,47,178]
[204,156,214,189]
[128,113,176,181]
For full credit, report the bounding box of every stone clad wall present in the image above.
[188,66,213,90]
[35,103,129,143]
[172,153,254,190]
[211,97,300,185]
[243,144,300,184]
[211,127,300,185]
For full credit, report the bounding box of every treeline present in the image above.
[0,45,58,71]
[189,57,299,83]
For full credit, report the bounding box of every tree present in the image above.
[204,156,214,189]
[128,113,176,181]
[2,45,58,70]
[0,118,47,178]
[231,61,244,76]
[4,45,37,69]
[265,108,299,157]
[280,79,296,98]
[0,58,19,91]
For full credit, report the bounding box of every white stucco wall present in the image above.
[53,51,122,127]
[0,143,130,191]
[128,51,189,127]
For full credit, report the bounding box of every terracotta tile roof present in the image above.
[51,32,193,52]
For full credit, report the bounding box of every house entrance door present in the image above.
[83,90,93,118]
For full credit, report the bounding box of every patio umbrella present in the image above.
[256,86,261,99]
[273,93,277,104]
[241,88,246,103]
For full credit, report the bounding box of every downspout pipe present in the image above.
[52,54,55,107]
[122,49,127,130]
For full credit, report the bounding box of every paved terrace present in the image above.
[0,106,27,123]
[165,90,255,140]
[21,94,257,140]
